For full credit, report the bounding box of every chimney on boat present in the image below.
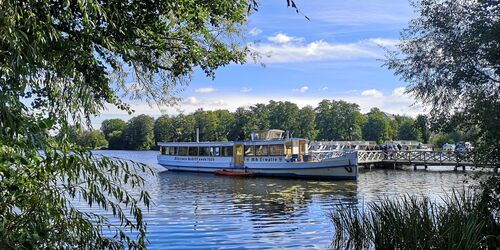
[196,128,200,142]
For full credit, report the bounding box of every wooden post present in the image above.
[413,164,417,170]
[424,164,428,170]
[454,165,458,171]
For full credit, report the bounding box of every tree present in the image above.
[108,130,126,150]
[415,115,430,143]
[267,101,300,134]
[171,114,196,142]
[214,110,236,141]
[316,100,363,141]
[101,119,127,140]
[362,108,390,144]
[386,0,499,165]
[0,0,251,248]
[397,117,419,141]
[229,107,252,140]
[242,103,270,138]
[124,115,155,150]
[154,115,175,143]
[80,130,109,149]
[297,106,318,140]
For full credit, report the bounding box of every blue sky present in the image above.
[96,0,424,126]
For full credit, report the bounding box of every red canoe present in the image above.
[214,170,255,177]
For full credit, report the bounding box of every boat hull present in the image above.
[157,155,358,180]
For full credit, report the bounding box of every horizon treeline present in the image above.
[65,99,477,150]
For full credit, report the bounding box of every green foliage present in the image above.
[101,119,127,140]
[297,106,318,140]
[108,130,126,150]
[267,101,301,134]
[331,184,500,249]
[397,117,419,140]
[430,133,454,148]
[192,109,236,141]
[362,108,390,144]
[149,100,441,143]
[124,115,155,150]
[315,100,363,141]
[80,130,109,149]
[386,0,499,165]
[154,115,175,143]
[0,146,154,249]
[0,0,252,247]
[415,115,430,143]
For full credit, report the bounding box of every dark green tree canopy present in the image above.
[0,0,252,248]
[101,119,127,140]
[124,114,155,150]
[386,0,499,164]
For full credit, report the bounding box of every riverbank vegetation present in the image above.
[330,0,500,248]
[0,0,254,248]
[75,100,476,150]
[331,180,500,249]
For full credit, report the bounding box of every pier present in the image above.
[357,150,498,173]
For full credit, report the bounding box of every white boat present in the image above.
[157,129,358,180]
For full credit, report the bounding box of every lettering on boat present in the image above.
[174,157,216,161]
[157,129,359,180]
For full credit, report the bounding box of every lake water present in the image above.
[93,150,477,249]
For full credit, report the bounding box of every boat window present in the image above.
[188,147,198,156]
[255,145,268,156]
[212,147,221,156]
[169,147,177,155]
[178,147,188,156]
[300,142,307,155]
[269,144,285,156]
[199,147,210,156]
[160,146,167,155]
[244,145,255,156]
[285,142,292,155]
[223,146,233,156]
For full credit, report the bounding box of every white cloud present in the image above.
[249,27,262,36]
[211,99,225,106]
[195,86,216,93]
[249,38,383,64]
[367,38,399,47]
[184,96,198,105]
[293,86,309,93]
[267,33,304,44]
[392,87,407,97]
[240,87,252,93]
[322,87,329,91]
[361,89,383,98]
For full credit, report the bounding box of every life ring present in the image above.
[344,166,353,173]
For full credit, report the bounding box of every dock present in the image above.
[356,150,498,173]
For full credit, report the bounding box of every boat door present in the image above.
[233,143,244,167]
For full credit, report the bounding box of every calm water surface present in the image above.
[94,150,476,249]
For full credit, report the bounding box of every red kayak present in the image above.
[214,170,255,177]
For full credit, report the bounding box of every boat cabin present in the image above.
[158,129,310,164]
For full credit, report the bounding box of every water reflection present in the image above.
[93,150,473,249]
[156,171,357,218]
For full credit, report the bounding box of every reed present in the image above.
[330,184,499,249]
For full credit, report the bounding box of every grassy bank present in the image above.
[330,177,499,249]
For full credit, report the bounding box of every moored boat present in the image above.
[157,129,358,180]
[214,170,255,177]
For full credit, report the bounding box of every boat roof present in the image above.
[158,138,308,147]
[158,141,234,147]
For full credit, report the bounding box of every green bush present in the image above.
[331,177,500,249]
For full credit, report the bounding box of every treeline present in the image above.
[65,99,449,150]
